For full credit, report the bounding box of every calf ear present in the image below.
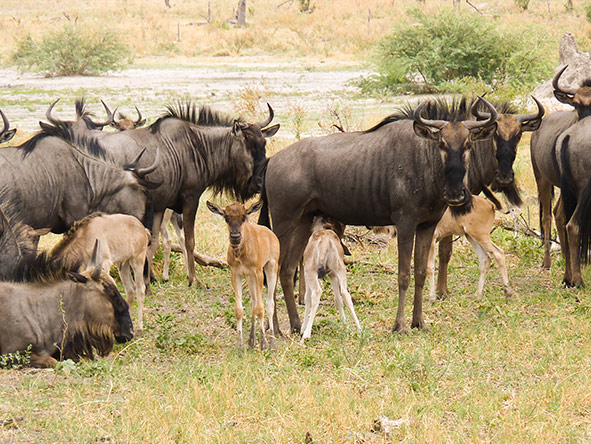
[246,200,263,215]
[413,121,440,141]
[262,124,280,138]
[469,122,497,142]
[206,201,224,216]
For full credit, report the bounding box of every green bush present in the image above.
[585,2,591,22]
[12,25,131,77]
[514,0,530,10]
[359,8,554,98]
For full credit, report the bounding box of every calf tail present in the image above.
[575,177,591,264]
[481,186,503,211]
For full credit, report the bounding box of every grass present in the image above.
[2,137,591,442]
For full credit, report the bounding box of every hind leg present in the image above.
[263,260,278,349]
[331,269,361,332]
[554,197,575,286]
[131,256,147,332]
[566,206,584,288]
[161,210,173,282]
[119,262,136,305]
[300,273,322,342]
[466,237,492,298]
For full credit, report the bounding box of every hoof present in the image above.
[563,279,576,288]
[290,324,302,335]
[392,322,409,334]
[411,319,427,330]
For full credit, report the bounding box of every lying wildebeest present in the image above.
[207,200,279,350]
[300,215,361,342]
[0,127,160,234]
[0,240,133,368]
[0,109,16,143]
[427,96,543,298]
[530,65,590,285]
[47,213,151,330]
[427,194,513,300]
[43,100,279,287]
[260,97,499,333]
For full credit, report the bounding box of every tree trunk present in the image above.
[237,0,247,27]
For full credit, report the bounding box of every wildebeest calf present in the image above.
[207,200,279,350]
[300,216,361,342]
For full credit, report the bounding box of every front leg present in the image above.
[435,235,453,299]
[231,270,244,349]
[412,223,438,329]
[181,201,206,289]
[393,223,415,334]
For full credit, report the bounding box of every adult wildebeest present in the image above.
[432,96,544,298]
[530,65,591,285]
[0,109,16,144]
[43,100,279,286]
[0,128,159,234]
[260,97,499,333]
[0,240,133,368]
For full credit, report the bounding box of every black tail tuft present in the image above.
[576,177,591,264]
[481,186,503,210]
[559,135,577,223]
[257,165,271,229]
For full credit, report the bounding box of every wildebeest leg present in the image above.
[277,223,311,333]
[554,197,573,285]
[566,206,584,288]
[411,223,437,330]
[435,235,453,299]
[146,211,164,295]
[160,209,173,282]
[298,259,306,305]
[536,176,554,269]
[263,260,278,349]
[30,354,58,368]
[393,223,415,333]
[182,202,206,289]
[171,212,188,274]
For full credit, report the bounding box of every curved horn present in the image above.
[470,96,490,120]
[97,99,116,128]
[134,106,144,127]
[0,109,9,135]
[516,96,545,123]
[552,65,577,96]
[45,99,61,124]
[464,96,498,130]
[413,101,447,129]
[257,103,274,129]
[134,149,160,177]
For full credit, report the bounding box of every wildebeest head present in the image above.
[413,97,498,215]
[207,200,263,247]
[553,65,591,120]
[0,109,16,143]
[102,100,146,131]
[225,104,280,200]
[45,98,112,131]
[473,96,544,203]
[76,240,134,345]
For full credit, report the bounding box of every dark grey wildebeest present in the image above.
[0,130,159,234]
[42,101,279,286]
[0,109,16,144]
[431,96,544,298]
[530,65,591,284]
[260,98,499,333]
[0,240,133,368]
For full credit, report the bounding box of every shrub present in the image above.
[514,0,530,10]
[585,2,591,22]
[359,8,554,99]
[12,25,131,77]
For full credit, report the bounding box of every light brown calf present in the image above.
[427,195,514,301]
[207,200,279,350]
[300,216,361,342]
[48,213,151,330]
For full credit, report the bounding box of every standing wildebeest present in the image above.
[429,96,544,299]
[47,213,151,330]
[44,101,280,286]
[0,109,16,144]
[261,98,499,333]
[530,65,591,285]
[0,240,133,368]
[0,128,159,234]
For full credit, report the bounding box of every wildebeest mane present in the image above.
[49,212,106,258]
[12,251,83,285]
[149,101,244,133]
[19,120,108,160]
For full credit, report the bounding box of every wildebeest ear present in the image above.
[261,124,280,138]
[87,239,103,280]
[553,90,575,107]
[206,200,224,216]
[68,272,88,283]
[521,118,542,132]
[232,120,243,136]
[246,200,263,215]
[413,121,440,141]
[0,128,16,143]
[469,122,497,143]
[138,178,163,190]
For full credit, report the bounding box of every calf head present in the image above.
[413,97,498,215]
[207,200,263,248]
[553,65,591,120]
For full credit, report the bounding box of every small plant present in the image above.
[0,345,31,369]
[514,0,530,10]
[299,0,315,13]
[289,102,307,140]
[585,2,591,22]
[12,25,131,77]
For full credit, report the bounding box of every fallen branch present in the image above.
[171,244,228,268]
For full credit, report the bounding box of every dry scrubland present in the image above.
[2,1,591,443]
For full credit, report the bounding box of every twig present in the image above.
[276,0,294,8]
[170,244,228,268]
[465,0,484,14]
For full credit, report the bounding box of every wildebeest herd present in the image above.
[0,64,590,366]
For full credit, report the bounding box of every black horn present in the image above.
[128,149,160,178]
[257,103,274,129]
[134,106,145,127]
[552,65,577,97]
[45,99,61,125]
[97,99,116,128]
[516,96,545,123]
[465,96,498,130]
[413,101,447,129]
[0,109,16,143]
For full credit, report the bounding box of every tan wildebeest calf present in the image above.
[207,200,279,350]
[427,194,514,301]
[48,213,151,331]
[300,216,361,342]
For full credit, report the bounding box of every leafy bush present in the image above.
[585,2,591,22]
[358,8,554,98]
[514,0,531,10]
[12,25,131,77]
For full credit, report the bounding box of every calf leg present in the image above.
[427,237,437,302]
[466,237,492,298]
[131,256,147,332]
[145,211,164,295]
[331,268,361,332]
[263,260,278,349]
[231,270,244,349]
[119,262,136,305]
[248,271,268,350]
[300,269,322,341]
[160,210,173,282]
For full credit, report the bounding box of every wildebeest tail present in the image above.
[481,186,502,211]
[257,165,271,229]
[317,265,328,279]
[559,136,577,224]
